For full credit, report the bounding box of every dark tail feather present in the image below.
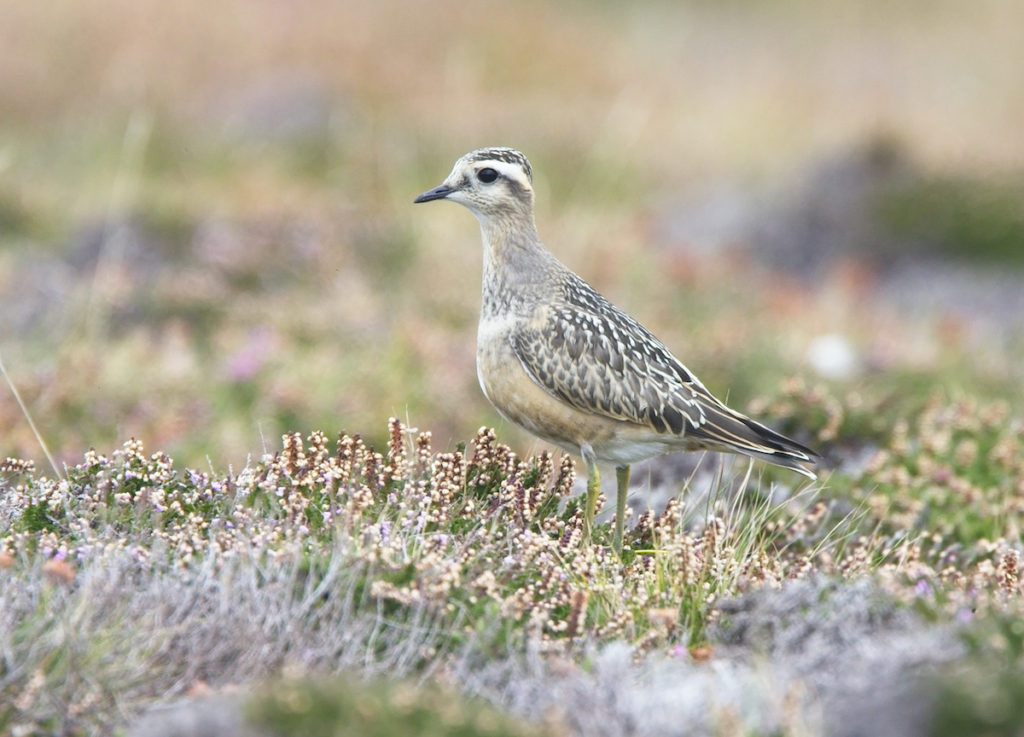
[689,403,820,480]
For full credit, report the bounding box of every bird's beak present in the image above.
[414,184,455,203]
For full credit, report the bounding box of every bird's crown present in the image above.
[457,147,533,182]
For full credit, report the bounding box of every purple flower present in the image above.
[225,327,277,382]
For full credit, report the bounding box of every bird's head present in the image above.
[414,147,535,221]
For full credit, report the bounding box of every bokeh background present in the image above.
[2,0,1023,470]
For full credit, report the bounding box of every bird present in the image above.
[414,147,818,551]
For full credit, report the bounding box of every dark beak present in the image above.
[414,184,455,203]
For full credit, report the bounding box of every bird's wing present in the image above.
[509,284,712,436]
[509,276,818,476]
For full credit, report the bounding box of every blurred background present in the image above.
[1,0,1022,471]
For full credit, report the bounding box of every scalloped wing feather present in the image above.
[509,274,818,477]
[509,275,711,435]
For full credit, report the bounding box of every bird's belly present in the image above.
[477,340,596,453]
[476,335,668,465]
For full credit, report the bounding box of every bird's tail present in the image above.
[689,402,820,480]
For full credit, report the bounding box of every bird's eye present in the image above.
[477,167,499,183]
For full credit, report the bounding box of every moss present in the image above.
[0,189,34,236]
[18,500,63,534]
[876,175,1024,267]
[930,613,1024,737]
[246,675,558,737]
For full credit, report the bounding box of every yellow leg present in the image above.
[614,464,630,553]
[582,445,600,543]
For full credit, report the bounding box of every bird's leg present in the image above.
[614,464,630,553]
[581,444,600,543]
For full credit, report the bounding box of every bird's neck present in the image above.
[476,214,554,318]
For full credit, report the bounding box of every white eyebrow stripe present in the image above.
[476,160,531,188]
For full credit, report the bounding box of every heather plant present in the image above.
[0,420,839,661]
[0,417,834,734]
[2,393,1024,736]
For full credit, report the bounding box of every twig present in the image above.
[0,350,62,479]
